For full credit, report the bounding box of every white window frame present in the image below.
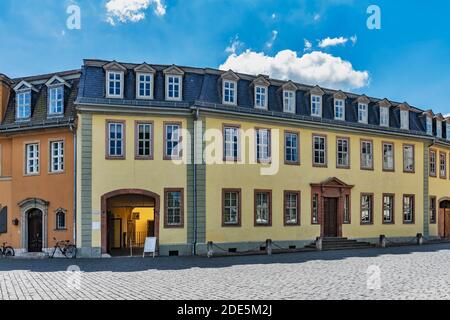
[256,129,271,162]
[361,140,373,169]
[334,99,345,121]
[426,116,433,135]
[25,143,39,175]
[50,140,64,173]
[313,135,327,166]
[106,71,124,99]
[254,86,268,109]
[136,72,154,100]
[165,123,182,159]
[283,90,296,113]
[223,80,237,105]
[382,142,394,171]
[311,95,322,117]
[400,109,409,130]
[56,210,66,230]
[358,103,368,124]
[223,126,240,161]
[403,195,414,223]
[361,194,373,224]
[380,106,389,127]
[136,123,153,158]
[436,121,442,138]
[48,86,64,116]
[165,75,183,101]
[255,192,270,225]
[403,145,415,173]
[223,191,239,225]
[285,132,299,164]
[108,122,124,157]
[336,138,349,168]
[16,90,31,120]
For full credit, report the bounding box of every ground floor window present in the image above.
[403,195,415,224]
[56,209,66,230]
[255,190,272,226]
[284,191,300,225]
[222,189,241,226]
[164,189,184,228]
[312,194,319,224]
[383,194,395,224]
[343,195,350,224]
[430,196,437,224]
[361,194,373,224]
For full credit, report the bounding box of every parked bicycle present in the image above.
[0,242,15,257]
[50,238,77,259]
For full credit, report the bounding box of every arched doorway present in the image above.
[438,198,450,238]
[101,189,160,255]
[28,209,43,252]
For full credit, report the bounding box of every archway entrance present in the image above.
[27,209,43,252]
[438,199,450,238]
[101,189,160,256]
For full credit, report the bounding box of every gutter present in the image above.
[70,123,77,245]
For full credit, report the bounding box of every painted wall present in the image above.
[85,114,188,248]
[204,115,425,244]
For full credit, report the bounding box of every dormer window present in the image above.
[223,80,237,105]
[137,73,153,99]
[436,120,442,138]
[334,99,345,120]
[311,95,322,117]
[283,91,295,113]
[255,86,267,109]
[380,107,389,126]
[107,71,123,98]
[166,75,182,101]
[48,86,64,115]
[358,104,368,124]
[400,109,409,130]
[446,121,450,141]
[426,116,433,135]
[16,90,31,120]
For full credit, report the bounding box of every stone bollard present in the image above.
[266,239,273,256]
[379,235,386,248]
[316,237,323,251]
[416,233,424,246]
[207,241,214,258]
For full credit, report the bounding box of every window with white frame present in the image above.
[107,71,123,98]
[255,86,267,109]
[426,116,433,135]
[436,121,442,138]
[223,190,240,225]
[48,86,64,115]
[137,73,153,99]
[343,195,350,223]
[108,122,124,158]
[358,104,368,124]
[255,191,271,225]
[403,145,415,172]
[311,95,322,117]
[312,194,319,224]
[285,132,299,164]
[164,123,182,159]
[336,138,349,168]
[447,123,450,140]
[16,91,31,120]
[403,195,414,223]
[223,126,239,161]
[283,91,296,113]
[440,152,447,178]
[361,140,373,169]
[166,75,182,101]
[383,142,394,171]
[256,129,270,162]
[430,150,437,177]
[136,123,153,158]
[380,106,389,127]
[50,141,64,173]
[361,194,373,224]
[56,209,66,230]
[313,135,326,166]
[383,195,394,224]
[223,80,236,105]
[400,109,409,130]
[334,99,345,120]
[284,192,299,225]
[25,143,39,175]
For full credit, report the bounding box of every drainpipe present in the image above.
[192,108,200,255]
[70,123,77,245]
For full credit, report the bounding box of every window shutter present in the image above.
[0,207,7,234]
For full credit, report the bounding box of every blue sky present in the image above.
[0,0,449,115]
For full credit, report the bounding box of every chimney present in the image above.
[0,74,12,122]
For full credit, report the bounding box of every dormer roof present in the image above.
[422,109,434,117]
[221,70,240,82]
[163,65,185,75]
[333,90,347,100]
[13,80,38,93]
[103,61,127,72]
[134,63,156,74]
[356,95,371,104]
[377,98,392,108]
[282,81,298,91]
[397,102,411,111]
[252,75,271,87]
[435,113,444,121]
[45,75,72,88]
[310,85,325,96]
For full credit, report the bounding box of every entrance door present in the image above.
[324,198,338,238]
[28,209,43,252]
[439,201,450,239]
[445,209,450,238]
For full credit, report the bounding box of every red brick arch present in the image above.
[101,189,160,254]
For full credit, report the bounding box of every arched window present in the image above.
[55,208,67,230]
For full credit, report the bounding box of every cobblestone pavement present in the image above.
[1,244,450,300]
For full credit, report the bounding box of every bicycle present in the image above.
[50,238,77,259]
[0,242,15,257]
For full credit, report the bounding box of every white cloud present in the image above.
[313,13,321,22]
[225,35,244,55]
[350,35,358,46]
[271,13,277,20]
[318,36,349,48]
[304,39,312,52]
[219,49,369,90]
[265,30,278,49]
[105,0,166,25]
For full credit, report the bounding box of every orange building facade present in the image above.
[0,71,79,255]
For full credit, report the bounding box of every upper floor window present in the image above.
[255,86,268,109]
[312,135,327,167]
[358,104,368,124]
[283,91,296,113]
[223,126,240,161]
[336,137,350,168]
[360,140,373,170]
[164,123,182,160]
[136,73,153,99]
[48,86,64,115]
[380,106,389,127]
[106,71,123,98]
[311,95,322,117]
[285,132,299,165]
[334,99,345,120]
[430,150,437,177]
[50,140,64,173]
[107,121,125,159]
[382,142,395,171]
[436,121,442,138]
[403,145,415,173]
[165,189,184,228]
[426,116,433,135]
[135,122,153,159]
[223,80,237,105]
[256,128,271,163]
[25,143,39,175]
[400,109,409,130]
[166,75,182,101]
[16,91,31,120]
[440,152,447,179]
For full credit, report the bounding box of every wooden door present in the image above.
[28,209,43,252]
[445,209,450,238]
[324,198,338,238]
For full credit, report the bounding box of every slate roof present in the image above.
[77,59,449,140]
[0,70,80,132]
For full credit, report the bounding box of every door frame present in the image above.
[27,209,43,252]
[311,177,354,238]
[18,198,49,252]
